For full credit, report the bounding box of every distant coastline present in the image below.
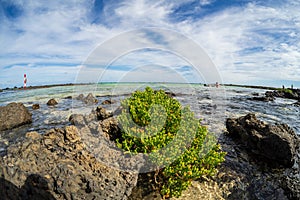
[0,82,283,92]
[0,83,88,92]
[222,83,279,90]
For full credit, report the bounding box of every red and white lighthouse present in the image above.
[24,74,27,89]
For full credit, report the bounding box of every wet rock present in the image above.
[226,113,298,167]
[250,96,275,102]
[0,102,32,131]
[32,104,40,110]
[102,99,116,105]
[0,125,141,200]
[251,92,259,96]
[266,89,299,100]
[64,96,72,99]
[96,106,113,120]
[165,91,176,98]
[0,89,3,92]
[76,93,98,104]
[47,99,58,106]
[76,94,85,101]
[294,101,300,106]
[84,93,98,104]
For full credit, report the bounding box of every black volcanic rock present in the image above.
[251,96,275,102]
[76,93,98,104]
[266,89,300,100]
[46,99,58,106]
[32,104,40,110]
[226,113,298,167]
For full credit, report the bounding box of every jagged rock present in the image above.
[47,99,58,106]
[75,93,98,104]
[32,104,40,110]
[0,102,32,131]
[76,94,84,101]
[69,114,86,127]
[265,89,300,100]
[226,113,298,167]
[96,106,113,120]
[250,96,275,102]
[102,99,116,105]
[165,91,176,98]
[0,126,142,200]
[84,93,98,104]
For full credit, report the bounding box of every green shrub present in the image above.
[117,86,225,198]
[277,88,293,95]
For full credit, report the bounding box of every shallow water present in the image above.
[0,83,299,152]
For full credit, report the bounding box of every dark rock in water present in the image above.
[0,102,32,131]
[76,93,98,104]
[46,99,58,106]
[294,101,300,106]
[217,134,290,200]
[252,92,259,96]
[64,96,72,99]
[76,94,85,101]
[250,96,275,102]
[226,113,298,167]
[266,89,299,100]
[0,126,141,200]
[96,106,113,120]
[102,99,116,105]
[165,91,176,97]
[84,93,98,104]
[0,89,3,92]
[32,104,40,110]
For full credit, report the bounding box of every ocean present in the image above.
[0,83,299,153]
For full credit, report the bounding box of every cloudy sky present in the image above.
[1,0,300,88]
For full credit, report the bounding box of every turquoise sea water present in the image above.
[0,83,299,152]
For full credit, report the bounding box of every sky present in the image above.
[0,0,300,88]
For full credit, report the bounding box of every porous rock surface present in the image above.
[0,102,32,131]
[0,123,142,200]
[226,113,297,167]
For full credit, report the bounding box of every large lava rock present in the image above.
[47,99,58,106]
[0,102,32,131]
[0,126,143,200]
[226,113,298,167]
[76,93,98,105]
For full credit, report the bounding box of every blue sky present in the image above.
[0,0,300,88]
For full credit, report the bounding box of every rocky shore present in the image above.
[0,115,142,199]
[0,95,299,199]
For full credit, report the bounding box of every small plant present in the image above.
[117,87,225,198]
[277,88,294,95]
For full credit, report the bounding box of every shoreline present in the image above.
[1,82,282,92]
[0,83,89,92]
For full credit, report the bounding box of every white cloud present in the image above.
[1,1,300,88]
